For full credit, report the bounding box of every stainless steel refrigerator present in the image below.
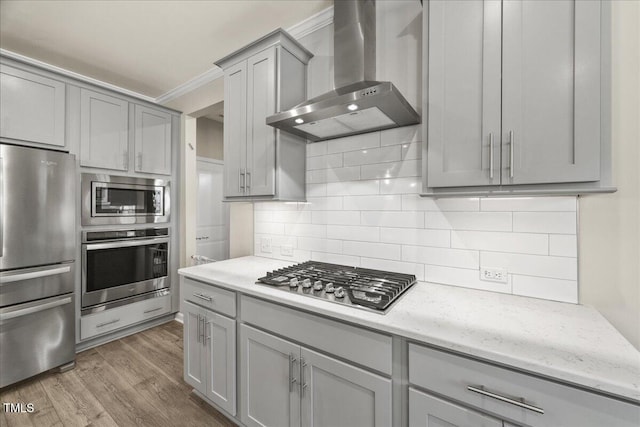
[0,143,76,388]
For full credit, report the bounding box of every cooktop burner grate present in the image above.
[256,261,417,313]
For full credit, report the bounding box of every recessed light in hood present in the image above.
[266,0,420,142]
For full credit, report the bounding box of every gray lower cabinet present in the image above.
[183,300,236,415]
[79,88,129,170]
[240,324,392,427]
[216,29,312,201]
[0,64,65,148]
[409,387,502,427]
[424,0,608,194]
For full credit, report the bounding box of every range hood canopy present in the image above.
[266,0,420,142]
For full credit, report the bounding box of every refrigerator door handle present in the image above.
[0,295,72,321]
[0,265,71,285]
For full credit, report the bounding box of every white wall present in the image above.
[579,1,640,349]
[196,117,224,160]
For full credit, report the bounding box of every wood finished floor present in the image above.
[0,321,235,427]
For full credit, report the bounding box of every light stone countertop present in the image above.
[178,256,640,403]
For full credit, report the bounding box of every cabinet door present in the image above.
[204,311,236,416]
[0,65,65,147]
[223,61,247,197]
[409,388,502,427]
[183,301,206,394]
[240,324,300,427]
[502,0,601,184]
[301,347,392,427]
[426,0,501,187]
[134,104,172,175]
[246,47,276,197]
[80,89,129,170]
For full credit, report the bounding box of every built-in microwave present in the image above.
[81,174,170,225]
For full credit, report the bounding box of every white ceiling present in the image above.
[0,0,332,112]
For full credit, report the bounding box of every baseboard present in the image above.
[174,312,184,323]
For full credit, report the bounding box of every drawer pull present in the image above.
[96,319,120,328]
[467,385,544,415]
[193,292,212,302]
[143,307,163,315]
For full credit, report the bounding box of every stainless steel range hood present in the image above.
[266,0,420,142]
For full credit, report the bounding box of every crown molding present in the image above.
[0,48,156,103]
[155,5,334,106]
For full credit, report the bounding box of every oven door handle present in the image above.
[0,295,72,321]
[0,265,71,284]
[85,237,169,250]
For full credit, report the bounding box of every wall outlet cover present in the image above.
[281,245,294,256]
[260,237,272,253]
[480,267,508,284]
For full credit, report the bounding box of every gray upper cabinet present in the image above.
[424,0,611,196]
[216,29,312,201]
[0,64,65,148]
[80,88,129,170]
[134,104,172,175]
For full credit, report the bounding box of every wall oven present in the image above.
[81,227,170,311]
[81,173,170,226]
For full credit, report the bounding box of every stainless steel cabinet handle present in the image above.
[467,385,544,415]
[206,321,211,343]
[239,169,245,193]
[300,357,308,397]
[193,293,212,302]
[201,315,206,344]
[246,169,251,190]
[0,295,72,321]
[509,131,515,179]
[489,133,494,179]
[196,313,201,343]
[143,307,163,315]
[289,354,298,392]
[1,265,71,284]
[96,318,120,328]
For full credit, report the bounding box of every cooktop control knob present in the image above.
[289,278,299,288]
[334,287,345,298]
[302,278,312,288]
[313,280,324,291]
[325,283,335,293]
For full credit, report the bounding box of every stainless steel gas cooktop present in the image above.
[257,261,416,313]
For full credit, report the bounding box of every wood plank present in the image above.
[94,339,158,387]
[40,369,118,427]
[0,385,36,427]
[1,379,62,427]
[159,320,183,339]
[74,348,173,427]
[143,321,184,352]
[121,329,184,386]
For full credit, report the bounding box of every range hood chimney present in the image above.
[266,0,420,142]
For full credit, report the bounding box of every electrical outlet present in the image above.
[281,245,294,257]
[260,237,272,253]
[480,267,508,283]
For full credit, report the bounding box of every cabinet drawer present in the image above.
[181,277,236,318]
[408,344,640,427]
[81,293,171,340]
[241,295,392,375]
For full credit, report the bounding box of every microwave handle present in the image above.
[85,237,169,251]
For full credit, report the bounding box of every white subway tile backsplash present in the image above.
[361,159,420,180]
[401,194,480,211]
[380,124,422,146]
[403,246,480,269]
[513,212,576,234]
[343,241,401,260]
[307,153,343,170]
[425,265,512,294]
[327,225,380,242]
[481,252,577,280]
[312,211,361,225]
[328,132,380,153]
[380,228,451,247]
[379,177,421,194]
[343,146,401,166]
[426,211,512,231]
[549,235,578,257]
[361,211,425,228]
[343,194,402,211]
[451,231,548,255]
[360,258,425,281]
[512,276,578,303]
[256,128,578,303]
[326,180,380,196]
[481,196,577,212]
